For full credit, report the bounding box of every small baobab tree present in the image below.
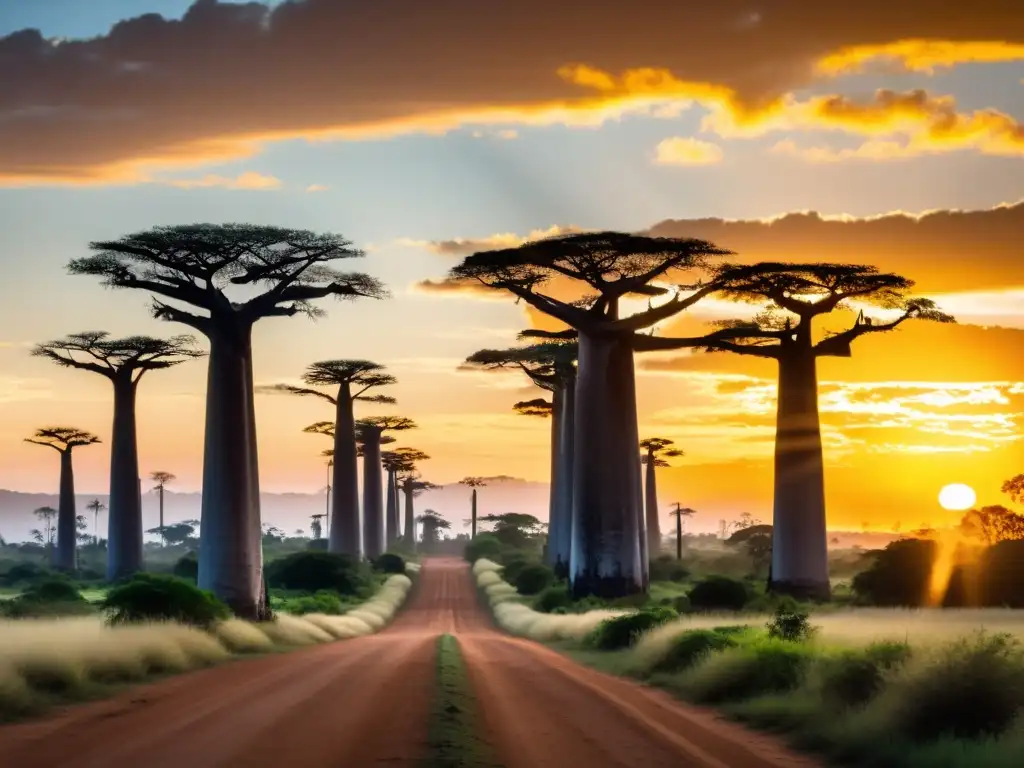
[384,447,430,548]
[258,360,396,557]
[682,263,954,599]
[32,333,202,580]
[381,451,404,548]
[150,471,176,547]
[69,224,386,617]
[458,477,488,541]
[418,510,451,551]
[639,438,684,558]
[357,417,417,559]
[668,504,696,561]
[25,428,101,570]
[450,231,729,597]
[310,513,326,541]
[86,498,106,546]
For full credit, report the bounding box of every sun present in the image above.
[938,483,977,511]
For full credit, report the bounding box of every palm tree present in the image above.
[640,438,685,559]
[668,504,696,560]
[69,224,387,618]
[25,428,100,570]
[459,477,488,540]
[86,499,106,546]
[150,471,176,547]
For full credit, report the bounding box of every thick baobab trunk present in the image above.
[55,449,77,571]
[644,455,661,558]
[544,386,563,571]
[330,383,361,557]
[770,350,830,600]
[198,329,263,619]
[242,345,269,618]
[385,469,399,548]
[675,511,683,560]
[107,377,144,581]
[403,482,416,551]
[569,332,646,598]
[470,489,478,539]
[547,380,574,578]
[361,432,385,559]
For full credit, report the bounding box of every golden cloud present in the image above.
[815,39,1024,76]
[165,171,282,190]
[654,137,724,166]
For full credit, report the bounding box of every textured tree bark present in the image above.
[385,468,399,548]
[361,432,385,559]
[403,482,416,551]
[330,383,361,557]
[547,379,574,578]
[241,344,268,618]
[770,350,831,600]
[198,327,263,619]
[569,332,645,598]
[106,376,144,581]
[675,511,683,560]
[55,449,77,571]
[545,386,563,571]
[644,454,660,559]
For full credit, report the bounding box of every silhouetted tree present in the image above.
[661,263,954,600]
[1003,474,1024,505]
[465,341,578,575]
[458,477,488,541]
[86,498,106,546]
[33,506,57,552]
[25,428,100,570]
[150,471,176,547]
[639,438,684,558]
[668,503,695,560]
[69,224,386,617]
[259,360,396,557]
[310,513,325,540]
[387,447,430,548]
[450,231,729,598]
[417,510,451,550]
[479,513,546,550]
[357,417,416,559]
[33,331,202,580]
[728,523,775,574]
[959,505,1024,545]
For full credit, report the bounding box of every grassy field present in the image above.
[473,558,1024,768]
[0,571,416,722]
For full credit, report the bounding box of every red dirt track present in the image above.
[0,558,820,767]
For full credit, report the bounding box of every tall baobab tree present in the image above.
[86,498,106,546]
[381,451,403,547]
[673,263,954,599]
[383,447,430,548]
[465,341,578,575]
[668,504,696,561]
[356,417,417,559]
[458,477,488,541]
[450,231,729,597]
[150,471,176,547]
[32,333,202,580]
[639,438,685,558]
[258,360,396,557]
[69,224,386,618]
[33,506,57,552]
[25,428,101,570]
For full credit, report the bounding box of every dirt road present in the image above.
[0,558,819,767]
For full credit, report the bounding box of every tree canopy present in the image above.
[356,416,417,441]
[257,359,397,406]
[514,398,553,417]
[463,342,577,391]
[25,427,101,452]
[640,437,684,467]
[32,332,203,382]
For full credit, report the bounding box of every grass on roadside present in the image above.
[423,634,502,768]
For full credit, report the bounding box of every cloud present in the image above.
[164,171,282,190]
[305,183,329,192]
[654,137,724,166]
[2,1,1023,184]
[405,225,583,258]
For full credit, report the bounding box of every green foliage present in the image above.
[815,641,912,708]
[172,552,198,581]
[649,555,689,582]
[680,640,813,703]
[102,573,231,628]
[0,577,92,618]
[658,595,691,614]
[497,553,534,584]
[651,628,739,674]
[464,534,503,563]
[533,583,572,613]
[373,553,406,574]
[277,590,350,615]
[688,575,749,611]
[514,563,555,596]
[264,551,371,596]
[0,562,53,587]
[587,608,678,651]
[852,538,935,606]
[765,606,817,642]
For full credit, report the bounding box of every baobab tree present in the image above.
[32,333,203,580]
[357,417,417,559]
[69,224,386,617]
[258,360,396,557]
[385,447,431,549]
[150,471,176,547]
[25,428,100,570]
[668,504,696,560]
[458,477,488,541]
[418,510,451,550]
[465,341,578,575]
[450,231,729,597]
[640,438,684,558]
[86,498,106,546]
[310,513,325,541]
[381,451,403,547]
[680,263,954,599]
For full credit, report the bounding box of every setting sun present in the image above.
[938,483,978,511]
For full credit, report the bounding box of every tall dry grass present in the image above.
[0,569,416,721]
[473,559,631,641]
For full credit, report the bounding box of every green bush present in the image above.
[499,554,534,584]
[0,561,52,586]
[816,641,912,708]
[102,573,231,628]
[588,607,678,651]
[681,641,813,703]
[464,534,503,563]
[21,577,85,603]
[172,552,199,581]
[533,583,572,613]
[765,606,817,642]
[652,628,739,673]
[373,553,406,574]
[1,577,93,618]
[514,563,555,596]
[649,555,689,583]
[264,551,370,596]
[280,590,348,615]
[688,576,749,611]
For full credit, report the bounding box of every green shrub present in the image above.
[499,554,534,585]
[102,573,231,628]
[21,577,85,603]
[816,641,912,708]
[514,564,555,596]
[280,590,348,615]
[652,629,739,673]
[464,534,503,564]
[373,553,406,574]
[533,583,572,613]
[0,561,52,586]
[765,606,817,642]
[172,552,199,581]
[588,608,678,651]
[649,555,689,583]
[681,641,813,703]
[688,576,749,611]
[264,551,370,596]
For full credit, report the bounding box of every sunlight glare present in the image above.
[938,483,977,511]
